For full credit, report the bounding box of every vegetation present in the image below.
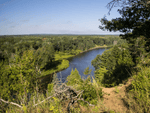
[92,0,150,112]
[125,66,150,112]
[0,35,121,77]
[0,35,123,112]
[92,44,134,87]
[0,0,150,112]
[67,68,103,105]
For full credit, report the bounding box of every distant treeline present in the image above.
[0,35,126,76]
[0,35,124,62]
[0,34,119,36]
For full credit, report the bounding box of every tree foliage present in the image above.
[66,68,103,105]
[0,35,124,112]
[67,68,83,90]
[100,0,150,51]
[92,44,134,87]
[126,66,150,112]
[34,43,55,69]
[0,50,38,103]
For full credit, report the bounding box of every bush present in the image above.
[126,66,150,112]
[47,83,54,95]
[66,68,103,105]
[67,68,83,90]
[80,76,103,105]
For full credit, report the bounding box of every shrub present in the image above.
[66,68,83,90]
[126,66,150,112]
[66,68,103,105]
[80,76,103,105]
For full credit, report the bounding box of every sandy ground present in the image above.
[102,79,132,113]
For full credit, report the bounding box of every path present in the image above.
[102,79,132,112]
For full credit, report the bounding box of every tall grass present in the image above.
[126,66,150,112]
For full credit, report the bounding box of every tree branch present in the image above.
[33,94,56,107]
[0,98,22,109]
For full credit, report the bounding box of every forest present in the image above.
[1,0,150,112]
[0,35,124,112]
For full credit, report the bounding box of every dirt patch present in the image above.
[102,79,132,112]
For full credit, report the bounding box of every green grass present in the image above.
[42,50,83,76]
[55,51,74,60]
[114,86,119,93]
[125,66,150,112]
[42,59,69,76]
[41,46,108,77]
[41,51,75,77]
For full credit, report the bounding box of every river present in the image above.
[41,48,106,91]
[57,48,106,82]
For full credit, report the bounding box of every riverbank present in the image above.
[40,45,110,78]
[79,45,109,54]
[66,45,110,60]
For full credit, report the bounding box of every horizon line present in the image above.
[0,33,120,36]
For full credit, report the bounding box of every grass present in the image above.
[114,86,119,93]
[42,59,69,76]
[41,51,75,77]
[4,93,110,113]
[95,44,107,47]
[55,51,74,60]
[41,49,85,77]
[125,66,150,112]
[41,46,108,77]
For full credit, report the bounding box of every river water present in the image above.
[57,48,106,82]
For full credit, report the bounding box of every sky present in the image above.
[0,0,122,35]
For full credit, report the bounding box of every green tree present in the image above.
[83,66,92,76]
[34,43,55,69]
[0,49,39,104]
[92,44,134,87]
[66,68,103,105]
[100,0,150,51]
[67,68,83,90]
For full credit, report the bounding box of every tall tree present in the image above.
[92,44,134,87]
[0,50,38,104]
[34,43,55,69]
[100,0,150,51]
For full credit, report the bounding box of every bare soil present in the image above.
[102,79,132,113]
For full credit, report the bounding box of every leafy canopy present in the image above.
[0,50,38,102]
[92,44,134,87]
[100,0,150,50]
[66,68,103,105]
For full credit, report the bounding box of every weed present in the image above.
[114,86,119,93]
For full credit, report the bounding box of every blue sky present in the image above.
[0,0,122,35]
